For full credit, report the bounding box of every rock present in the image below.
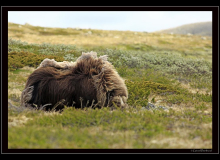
[158,106,169,110]
[142,102,169,111]
[75,27,81,30]
[84,31,93,36]
[146,102,156,110]
[87,31,92,35]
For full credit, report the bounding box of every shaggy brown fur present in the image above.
[21,52,128,111]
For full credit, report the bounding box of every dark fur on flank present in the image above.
[21,52,128,111]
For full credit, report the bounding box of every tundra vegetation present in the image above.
[8,22,212,149]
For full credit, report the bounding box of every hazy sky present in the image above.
[8,11,212,32]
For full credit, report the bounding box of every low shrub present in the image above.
[125,79,180,107]
[8,51,64,71]
[98,48,212,78]
[8,39,212,79]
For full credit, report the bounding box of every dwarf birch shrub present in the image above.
[102,49,212,77]
[125,79,181,107]
[63,54,77,61]
[8,51,64,71]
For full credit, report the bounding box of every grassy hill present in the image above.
[7,22,212,149]
[8,22,212,61]
[155,21,212,37]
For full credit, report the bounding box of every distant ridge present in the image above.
[155,21,212,37]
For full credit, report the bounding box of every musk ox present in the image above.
[21,51,128,111]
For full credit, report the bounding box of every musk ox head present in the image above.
[21,51,128,111]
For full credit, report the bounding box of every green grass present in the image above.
[7,24,212,149]
[8,64,212,149]
[8,104,212,148]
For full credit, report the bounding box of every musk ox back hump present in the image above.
[21,51,128,111]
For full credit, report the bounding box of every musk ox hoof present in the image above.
[21,51,128,111]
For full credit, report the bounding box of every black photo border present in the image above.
[1,6,219,154]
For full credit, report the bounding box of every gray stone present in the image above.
[146,102,156,110]
[158,106,169,110]
[142,102,169,111]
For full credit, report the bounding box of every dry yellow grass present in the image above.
[8,115,32,127]
[8,22,212,57]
